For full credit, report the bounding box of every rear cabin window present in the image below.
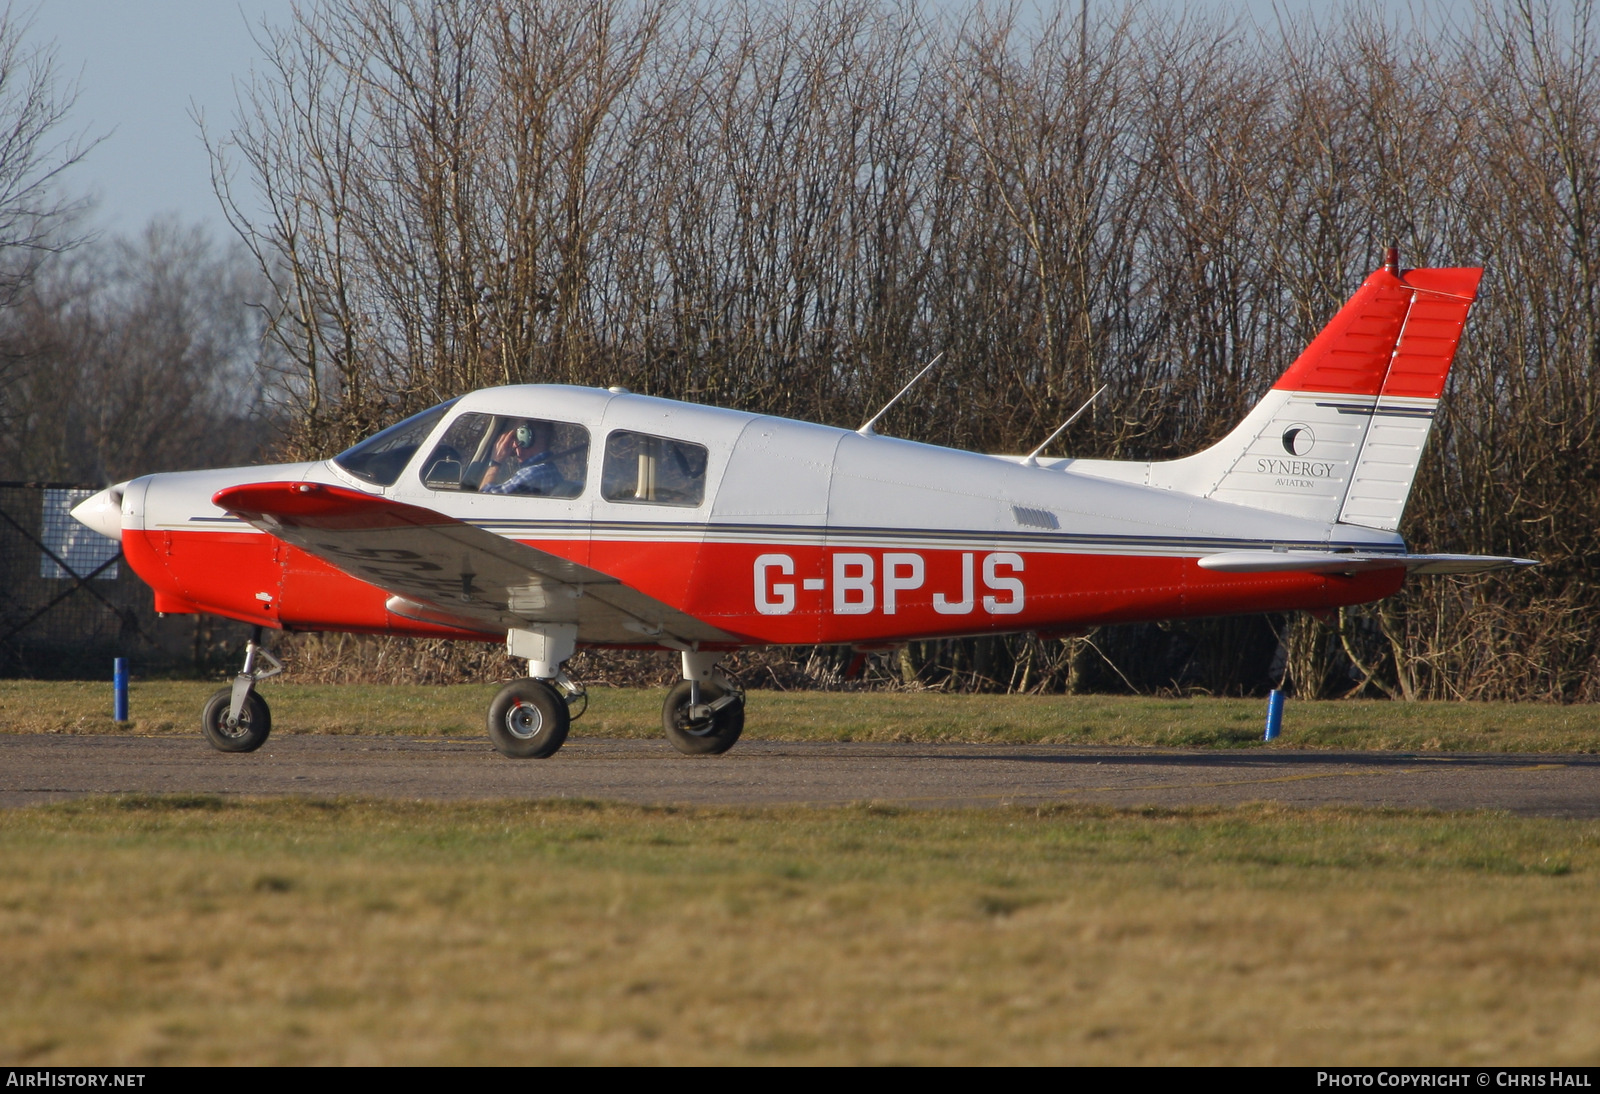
[601,430,708,507]
[419,412,588,498]
[333,399,460,487]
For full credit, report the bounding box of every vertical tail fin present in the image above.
[1067,261,1483,531]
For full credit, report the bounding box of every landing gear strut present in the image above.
[662,651,744,755]
[483,631,743,758]
[489,625,585,758]
[200,626,281,753]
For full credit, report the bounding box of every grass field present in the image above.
[1,796,1597,1065]
[6,684,1599,1063]
[3,679,1599,752]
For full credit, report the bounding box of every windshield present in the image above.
[332,399,461,486]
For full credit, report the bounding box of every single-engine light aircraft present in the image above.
[71,251,1532,758]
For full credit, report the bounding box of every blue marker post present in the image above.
[113,658,129,724]
[1263,688,1284,741]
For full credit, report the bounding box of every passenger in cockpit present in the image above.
[480,420,562,495]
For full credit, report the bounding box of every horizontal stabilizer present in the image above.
[1198,551,1537,575]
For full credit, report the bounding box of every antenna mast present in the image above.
[1022,383,1108,467]
[857,352,945,436]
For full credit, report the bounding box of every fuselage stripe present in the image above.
[169,513,1401,558]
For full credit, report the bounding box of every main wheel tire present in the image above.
[200,687,272,753]
[662,680,744,755]
[487,679,570,758]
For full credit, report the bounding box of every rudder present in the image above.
[1336,268,1481,529]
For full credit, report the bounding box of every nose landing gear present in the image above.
[200,626,281,752]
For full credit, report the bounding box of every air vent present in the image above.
[1012,506,1059,530]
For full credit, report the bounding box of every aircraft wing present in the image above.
[212,482,738,646]
[1197,551,1538,575]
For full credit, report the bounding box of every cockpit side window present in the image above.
[422,412,589,498]
[601,430,708,506]
[333,399,460,487]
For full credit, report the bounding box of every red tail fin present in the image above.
[1273,265,1481,398]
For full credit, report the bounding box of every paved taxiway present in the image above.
[1,734,1596,815]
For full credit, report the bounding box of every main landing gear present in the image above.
[201,626,282,753]
[487,629,743,759]
[661,651,744,755]
[487,674,586,758]
[489,625,586,758]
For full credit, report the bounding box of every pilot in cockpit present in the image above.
[480,420,562,495]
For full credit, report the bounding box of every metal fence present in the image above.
[0,482,240,678]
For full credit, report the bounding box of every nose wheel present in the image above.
[200,626,280,753]
[200,687,272,752]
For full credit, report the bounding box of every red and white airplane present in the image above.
[71,251,1531,758]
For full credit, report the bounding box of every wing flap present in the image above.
[1198,550,1537,575]
[214,482,737,645]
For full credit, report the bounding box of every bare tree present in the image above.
[0,3,96,444]
[0,4,92,304]
[0,220,276,483]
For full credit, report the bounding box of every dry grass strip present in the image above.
[2,797,1597,1064]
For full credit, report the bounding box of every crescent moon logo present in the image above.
[1282,425,1315,456]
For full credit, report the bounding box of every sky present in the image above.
[24,0,1375,245]
[24,0,298,242]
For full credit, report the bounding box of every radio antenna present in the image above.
[857,352,945,436]
[1022,383,1108,467]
